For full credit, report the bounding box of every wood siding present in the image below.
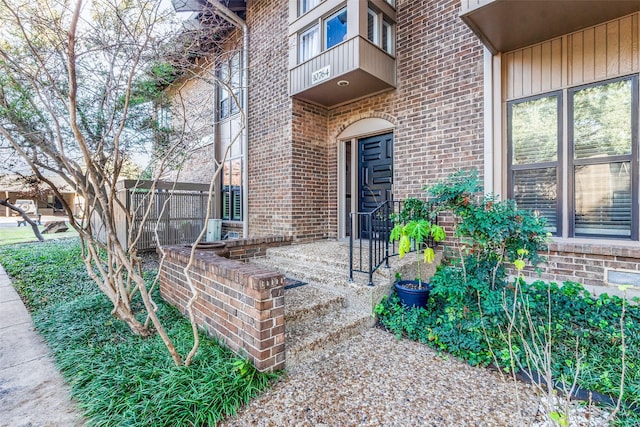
[289,36,395,99]
[503,13,640,100]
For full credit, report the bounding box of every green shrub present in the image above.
[0,239,275,426]
[375,169,640,425]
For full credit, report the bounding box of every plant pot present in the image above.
[395,280,431,308]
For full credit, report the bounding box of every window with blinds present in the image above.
[570,78,635,238]
[508,75,638,240]
[508,93,561,234]
[221,158,242,221]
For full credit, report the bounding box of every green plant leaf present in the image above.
[513,259,525,271]
[399,234,411,258]
[424,247,435,264]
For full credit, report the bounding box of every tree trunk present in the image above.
[0,199,44,242]
[112,302,151,337]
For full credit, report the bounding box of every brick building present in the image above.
[171,0,640,298]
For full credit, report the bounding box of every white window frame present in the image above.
[299,24,319,63]
[299,0,321,16]
[366,5,394,55]
[324,8,348,50]
[367,8,379,46]
[382,18,393,54]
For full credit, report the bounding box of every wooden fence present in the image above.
[116,180,215,252]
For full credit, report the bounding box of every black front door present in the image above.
[358,133,393,239]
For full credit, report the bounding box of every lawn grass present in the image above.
[0,239,275,426]
[0,225,78,246]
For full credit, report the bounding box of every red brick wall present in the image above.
[243,0,484,240]
[520,241,640,300]
[159,244,286,371]
[324,0,485,237]
[246,0,294,237]
[290,100,329,240]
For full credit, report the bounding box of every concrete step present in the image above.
[252,240,443,370]
[285,306,374,370]
[284,283,346,325]
[254,253,396,289]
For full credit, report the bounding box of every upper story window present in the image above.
[367,8,379,45]
[299,25,319,63]
[508,75,638,240]
[217,52,241,121]
[385,0,395,7]
[299,0,321,16]
[298,7,348,63]
[367,6,394,55]
[324,8,347,50]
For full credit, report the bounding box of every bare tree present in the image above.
[0,0,245,365]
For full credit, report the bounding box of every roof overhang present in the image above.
[460,0,640,54]
[171,0,246,17]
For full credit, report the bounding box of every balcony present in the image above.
[460,0,640,54]
[289,36,396,108]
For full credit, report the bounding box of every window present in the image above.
[217,52,241,121]
[382,19,393,54]
[367,8,379,45]
[366,6,394,55]
[299,0,320,16]
[299,25,319,63]
[222,158,242,221]
[508,76,638,240]
[508,93,561,234]
[325,8,347,50]
[570,78,635,238]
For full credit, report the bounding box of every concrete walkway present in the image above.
[0,265,83,427]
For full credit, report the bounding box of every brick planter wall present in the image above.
[159,241,287,371]
[519,241,640,300]
[224,236,292,261]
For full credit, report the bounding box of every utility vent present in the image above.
[206,219,222,242]
[605,268,640,288]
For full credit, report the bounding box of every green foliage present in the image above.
[128,62,178,107]
[376,169,639,425]
[389,198,446,284]
[0,239,94,311]
[426,168,482,214]
[394,197,430,223]
[0,240,275,426]
[376,280,640,425]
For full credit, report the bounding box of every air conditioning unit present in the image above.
[206,219,222,242]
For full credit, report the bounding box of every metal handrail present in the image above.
[349,200,400,286]
[349,199,437,286]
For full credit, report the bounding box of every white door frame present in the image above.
[336,118,394,239]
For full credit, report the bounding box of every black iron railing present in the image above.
[349,200,400,286]
[349,200,437,286]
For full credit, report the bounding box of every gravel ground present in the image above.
[221,328,543,427]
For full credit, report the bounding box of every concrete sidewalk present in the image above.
[0,265,83,427]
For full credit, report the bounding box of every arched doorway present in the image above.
[337,118,394,239]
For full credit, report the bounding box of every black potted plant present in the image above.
[389,199,445,308]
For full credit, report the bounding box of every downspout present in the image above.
[483,47,494,194]
[207,1,249,238]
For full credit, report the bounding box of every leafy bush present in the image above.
[423,169,550,365]
[0,239,275,426]
[375,169,639,425]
